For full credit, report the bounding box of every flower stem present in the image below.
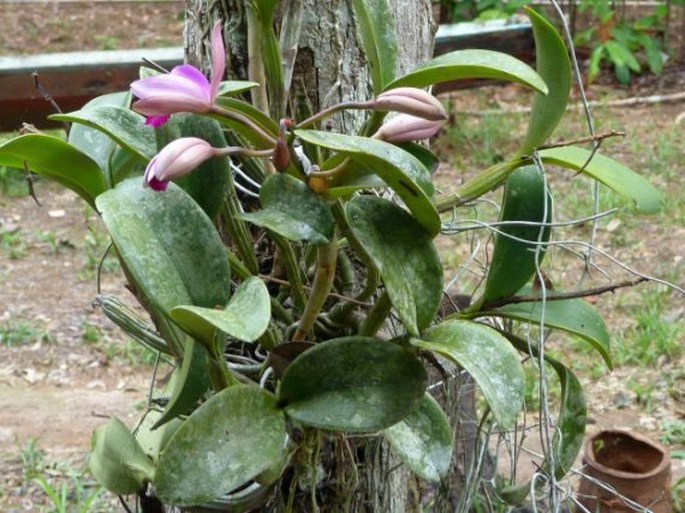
[210,105,278,146]
[295,101,372,130]
[435,158,527,213]
[358,291,392,337]
[293,240,338,341]
[271,233,308,312]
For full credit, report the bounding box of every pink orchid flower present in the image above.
[131,21,225,127]
[373,114,444,143]
[144,137,218,191]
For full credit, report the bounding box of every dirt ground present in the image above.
[0,1,684,512]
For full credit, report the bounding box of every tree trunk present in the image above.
[180,2,486,512]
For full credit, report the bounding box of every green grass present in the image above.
[9,438,109,513]
[613,286,683,367]
[0,319,52,347]
[0,166,29,197]
[0,229,28,259]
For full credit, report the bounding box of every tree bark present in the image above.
[179,2,486,512]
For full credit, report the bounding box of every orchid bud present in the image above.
[144,137,218,191]
[372,87,447,121]
[374,114,444,143]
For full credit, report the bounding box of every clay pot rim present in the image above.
[583,429,671,480]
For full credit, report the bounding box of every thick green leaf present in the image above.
[500,335,586,503]
[280,337,427,432]
[155,386,287,507]
[152,339,210,429]
[0,134,105,208]
[352,0,398,94]
[89,417,155,495]
[153,113,230,218]
[171,277,271,346]
[384,393,453,482]
[295,129,441,236]
[540,146,663,214]
[66,92,133,187]
[239,173,335,244]
[413,320,525,428]
[96,178,232,316]
[386,49,547,94]
[134,410,183,463]
[346,196,443,335]
[518,8,571,156]
[51,105,156,162]
[482,165,551,302]
[483,291,612,369]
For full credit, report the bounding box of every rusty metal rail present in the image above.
[0,20,533,131]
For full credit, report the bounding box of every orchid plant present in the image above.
[0,4,664,512]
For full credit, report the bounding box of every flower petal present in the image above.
[150,137,217,182]
[131,69,211,103]
[133,95,211,116]
[375,114,444,143]
[209,21,226,101]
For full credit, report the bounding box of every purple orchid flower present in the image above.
[131,21,225,127]
[144,137,218,191]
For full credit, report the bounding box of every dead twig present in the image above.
[481,277,649,310]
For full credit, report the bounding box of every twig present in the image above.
[22,161,41,206]
[481,277,648,310]
[455,91,685,117]
[538,129,625,150]
[32,72,69,133]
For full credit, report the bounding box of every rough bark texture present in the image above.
[180,2,485,512]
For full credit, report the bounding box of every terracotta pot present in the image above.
[577,430,672,513]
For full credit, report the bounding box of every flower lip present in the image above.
[372,87,447,121]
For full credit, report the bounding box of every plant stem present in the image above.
[271,233,308,312]
[358,291,392,337]
[435,158,526,213]
[223,177,259,275]
[295,101,371,129]
[245,3,270,115]
[293,240,338,341]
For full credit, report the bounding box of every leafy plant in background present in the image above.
[442,0,531,22]
[0,3,665,512]
[575,0,668,84]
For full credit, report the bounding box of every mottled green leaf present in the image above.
[352,0,398,94]
[413,320,524,428]
[239,173,335,244]
[134,410,183,463]
[296,129,440,236]
[346,196,443,335]
[384,394,453,482]
[484,290,612,369]
[89,417,154,495]
[518,8,571,155]
[171,277,271,346]
[155,386,287,507]
[540,146,663,214]
[0,134,105,208]
[51,105,156,161]
[386,49,547,94]
[66,91,137,187]
[280,337,427,432]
